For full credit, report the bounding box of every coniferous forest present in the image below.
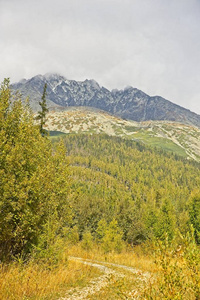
[0,79,200,299]
[61,133,200,245]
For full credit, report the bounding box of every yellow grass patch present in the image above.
[0,259,102,300]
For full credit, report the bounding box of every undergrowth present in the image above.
[143,232,200,300]
[0,237,199,300]
[0,259,101,300]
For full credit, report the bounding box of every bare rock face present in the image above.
[11,73,200,128]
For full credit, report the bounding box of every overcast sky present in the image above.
[1,0,200,113]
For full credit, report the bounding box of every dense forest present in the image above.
[60,133,200,246]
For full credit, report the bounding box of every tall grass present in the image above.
[1,238,198,300]
[67,242,155,273]
[0,259,101,300]
[0,242,155,300]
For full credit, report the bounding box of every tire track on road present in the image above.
[59,257,150,300]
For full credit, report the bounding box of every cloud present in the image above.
[0,0,200,113]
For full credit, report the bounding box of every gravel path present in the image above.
[59,257,150,300]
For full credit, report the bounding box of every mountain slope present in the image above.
[44,107,200,161]
[11,73,200,128]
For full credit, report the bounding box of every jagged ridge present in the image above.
[11,73,200,128]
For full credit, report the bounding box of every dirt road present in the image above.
[59,257,150,300]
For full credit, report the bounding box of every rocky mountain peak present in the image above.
[11,73,200,128]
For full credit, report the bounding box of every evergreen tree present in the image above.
[36,83,48,136]
[189,195,200,244]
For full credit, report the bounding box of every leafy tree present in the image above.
[96,219,124,253]
[81,231,93,250]
[96,219,107,240]
[0,79,71,261]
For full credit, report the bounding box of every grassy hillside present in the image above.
[44,107,200,161]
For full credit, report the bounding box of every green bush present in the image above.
[143,230,200,299]
[97,219,125,253]
[81,231,94,250]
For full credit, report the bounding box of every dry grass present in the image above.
[5,242,194,300]
[0,259,102,300]
[67,243,155,273]
[66,244,154,299]
[3,242,197,300]
[0,243,155,300]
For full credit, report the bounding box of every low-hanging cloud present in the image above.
[0,0,200,113]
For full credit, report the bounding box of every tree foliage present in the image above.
[96,219,124,253]
[36,83,48,136]
[0,79,71,260]
[59,133,200,246]
[189,194,200,244]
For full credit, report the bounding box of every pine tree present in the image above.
[36,83,48,136]
[189,195,200,244]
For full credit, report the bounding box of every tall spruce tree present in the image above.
[189,195,200,244]
[36,83,48,136]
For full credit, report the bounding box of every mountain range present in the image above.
[11,73,200,128]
